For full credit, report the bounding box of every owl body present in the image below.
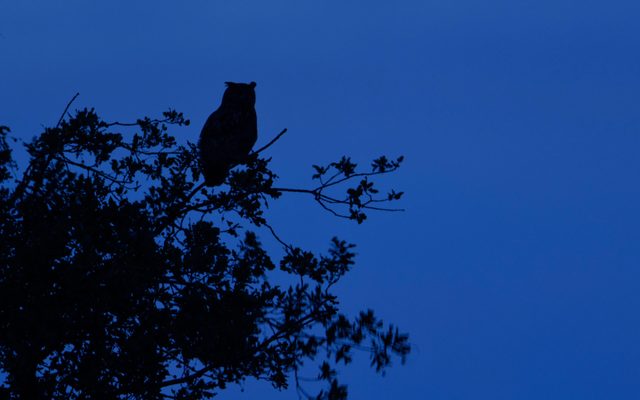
[198,82,258,186]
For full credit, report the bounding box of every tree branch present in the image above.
[253,128,287,154]
[56,92,80,128]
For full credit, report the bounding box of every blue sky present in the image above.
[2,1,640,398]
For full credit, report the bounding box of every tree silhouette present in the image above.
[0,95,409,399]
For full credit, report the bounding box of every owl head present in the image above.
[221,81,256,107]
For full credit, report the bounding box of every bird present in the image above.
[198,81,258,186]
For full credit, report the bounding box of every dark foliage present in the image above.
[0,101,409,399]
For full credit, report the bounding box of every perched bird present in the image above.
[198,81,258,186]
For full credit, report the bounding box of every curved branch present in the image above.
[253,128,287,154]
[56,92,80,128]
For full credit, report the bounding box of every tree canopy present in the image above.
[0,97,409,399]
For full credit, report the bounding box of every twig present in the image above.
[362,205,405,212]
[316,199,350,219]
[294,367,315,400]
[320,168,400,190]
[10,94,80,202]
[58,156,135,187]
[56,92,80,128]
[105,118,170,128]
[271,187,316,195]
[253,128,287,154]
[263,221,293,251]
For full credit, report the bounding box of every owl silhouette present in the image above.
[198,81,258,186]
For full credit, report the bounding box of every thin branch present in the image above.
[119,142,181,156]
[184,181,206,201]
[316,199,350,219]
[320,168,400,190]
[294,368,315,400]
[263,221,293,251]
[320,170,342,186]
[159,366,212,388]
[271,187,317,195]
[361,204,405,212]
[56,92,80,128]
[253,128,287,154]
[57,156,136,187]
[9,93,82,202]
[104,118,172,127]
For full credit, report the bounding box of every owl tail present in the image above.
[202,162,229,187]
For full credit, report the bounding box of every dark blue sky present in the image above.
[2,1,640,399]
